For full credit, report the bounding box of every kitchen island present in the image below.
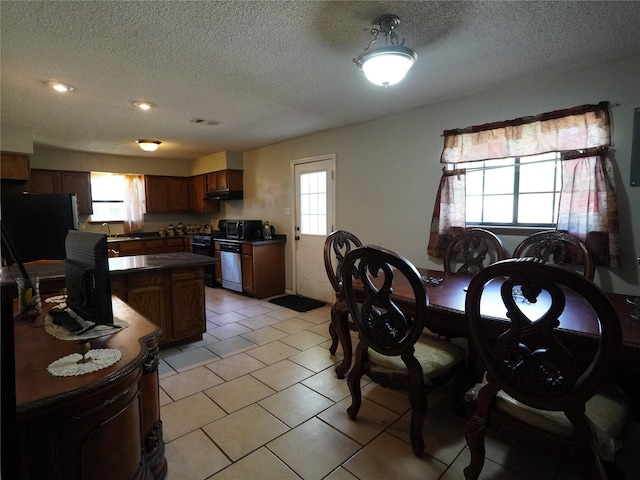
[1,252,218,348]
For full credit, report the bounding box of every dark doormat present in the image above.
[269,294,326,312]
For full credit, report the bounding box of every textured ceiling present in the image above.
[2,1,640,161]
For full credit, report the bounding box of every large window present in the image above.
[462,152,562,227]
[90,172,126,221]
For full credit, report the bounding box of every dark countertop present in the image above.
[214,234,287,246]
[106,234,192,243]
[0,253,218,288]
[109,252,218,273]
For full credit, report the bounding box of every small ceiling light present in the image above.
[135,139,161,152]
[354,14,417,87]
[46,81,75,92]
[133,101,155,111]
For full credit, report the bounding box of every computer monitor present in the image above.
[64,230,114,331]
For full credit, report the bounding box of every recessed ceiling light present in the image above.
[135,139,161,152]
[133,101,155,111]
[46,81,74,92]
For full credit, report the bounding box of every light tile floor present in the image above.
[159,287,640,480]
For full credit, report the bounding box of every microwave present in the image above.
[226,220,263,240]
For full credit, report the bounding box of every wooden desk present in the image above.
[336,269,640,374]
[15,297,167,480]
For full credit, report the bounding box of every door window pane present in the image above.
[299,171,327,235]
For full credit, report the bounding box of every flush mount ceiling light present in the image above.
[353,14,417,87]
[135,139,161,152]
[133,101,155,111]
[46,81,75,92]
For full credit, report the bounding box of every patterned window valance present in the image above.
[441,102,610,164]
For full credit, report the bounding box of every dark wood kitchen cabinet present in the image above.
[108,237,190,257]
[170,267,206,340]
[170,176,190,212]
[206,169,243,194]
[29,169,93,214]
[189,174,220,213]
[145,175,190,213]
[110,264,206,347]
[126,270,173,344]
[1,153,30,180]
[241,242,285,298]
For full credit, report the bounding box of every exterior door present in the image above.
[293,155,335,303]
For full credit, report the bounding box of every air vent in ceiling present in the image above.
[190,118,220,126]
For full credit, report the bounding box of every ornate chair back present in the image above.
[513,230,595,280]
[444,228,508,275]
[463,257,624,479]
[323,230,363,377]
[342,245,466,456]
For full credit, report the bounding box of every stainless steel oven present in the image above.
[192,234,215,287]
[218,241,242,292]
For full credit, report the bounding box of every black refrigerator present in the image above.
[1,193,79,264]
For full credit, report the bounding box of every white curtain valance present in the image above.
[441,102,610,164]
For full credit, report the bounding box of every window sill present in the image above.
[469,225,552,237]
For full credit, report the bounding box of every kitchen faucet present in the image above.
[101,222,111,237]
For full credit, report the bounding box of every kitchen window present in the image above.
[90,172,126,221]
[461,152,562,227]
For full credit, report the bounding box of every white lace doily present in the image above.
[44,298,129,341]
[47,348,122,377]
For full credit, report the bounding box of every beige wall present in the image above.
[23,53,640,295]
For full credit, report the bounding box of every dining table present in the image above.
[334,267,640,380]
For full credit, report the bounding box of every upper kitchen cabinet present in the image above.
[206,169,243,200]
[29,169,93,214]
[1,153,30,180]
[189,174,220,213]
[145,175,190,213]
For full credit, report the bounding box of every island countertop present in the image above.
[0,252,218,288]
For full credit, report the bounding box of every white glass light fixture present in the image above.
[133,101,155,111]
[135,139,161,152]
[354,14,417,87]
[46,81,75,92]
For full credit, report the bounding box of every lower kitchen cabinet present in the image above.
[241,242,285,298]
[108,236,190,257]
[171,268,206,339]
[125,270,173,345]
[110,266,206,347]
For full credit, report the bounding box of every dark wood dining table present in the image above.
[335,268,640,376]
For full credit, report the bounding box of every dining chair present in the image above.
[342,245,467,456]
[512,230,595,280]
[323,230,363,378]
[444,227,508,275]
[463,257,628,480]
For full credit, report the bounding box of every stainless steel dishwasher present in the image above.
[219,241,243,292]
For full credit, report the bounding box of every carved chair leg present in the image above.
[464,385,496,480]
[463,413,487,480]
[347,343,366,420]
[406,358,429,457]
[333,305,353,379]
[328,320,339,355]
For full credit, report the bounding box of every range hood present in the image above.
[206,190,243,201]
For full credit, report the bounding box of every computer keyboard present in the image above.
[49,308,83,333]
